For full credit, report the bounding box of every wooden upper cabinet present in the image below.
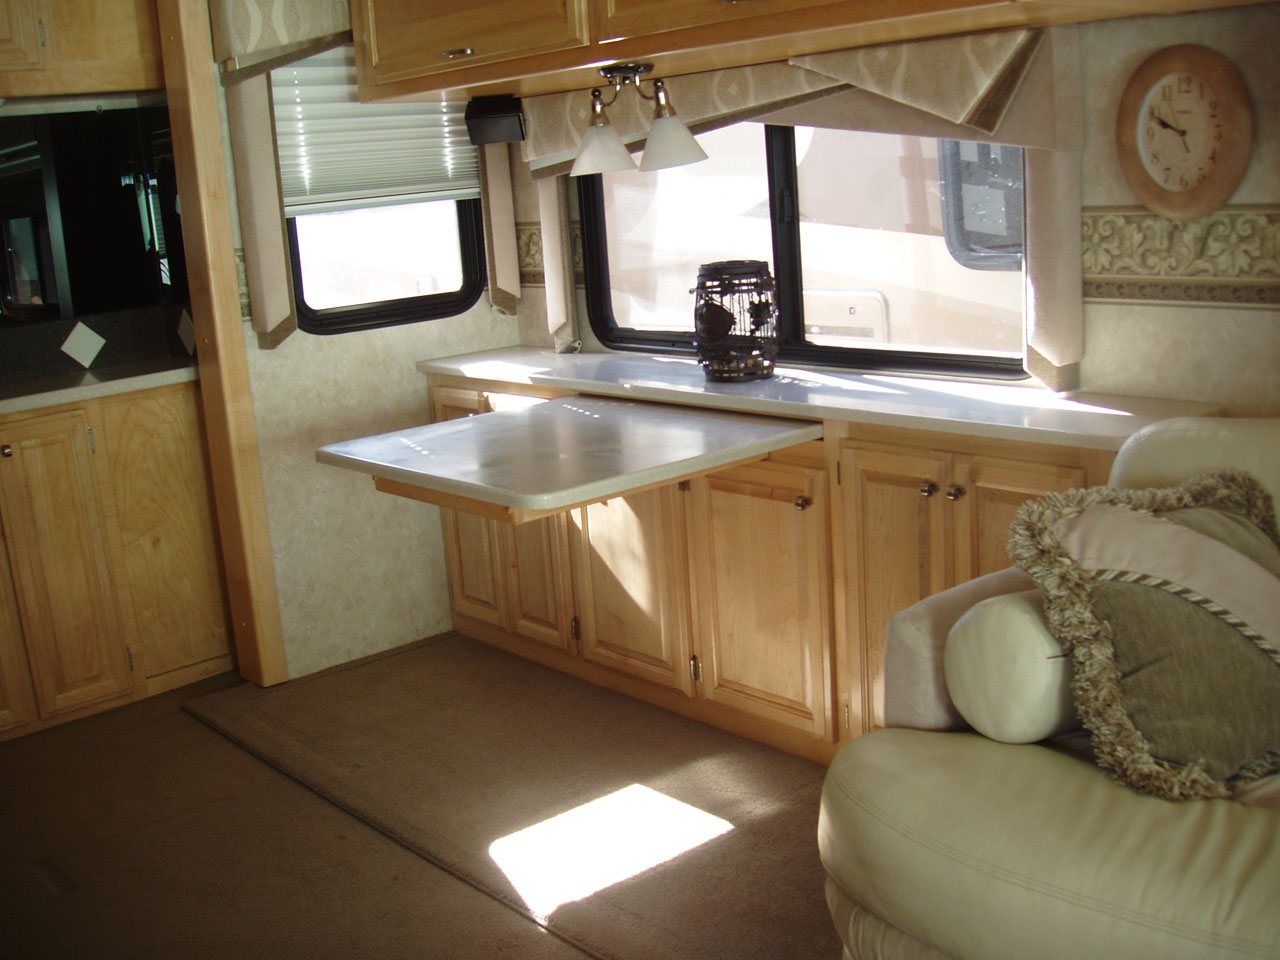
[353,0,590,86]
[0,0,163,96]
[0,0,42,71]
[594,0,851,44]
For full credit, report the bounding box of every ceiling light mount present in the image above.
[569,62,708,177]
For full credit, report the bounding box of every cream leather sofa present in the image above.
[818,417,1280,960]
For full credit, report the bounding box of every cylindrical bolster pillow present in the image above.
[943,589,1078,743]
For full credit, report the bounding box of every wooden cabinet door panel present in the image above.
[97,384,231,687]
[503,514,575,652]
[441,510,509,630]
[689,461,831,737]
[841,443,949,732]
[358,0,589,84]
[0,0,42,70]
[0,536,36,733]
[0,410,130,718]
[951,456,1087,582]
[573,487,693,693]
[595,0,848,43]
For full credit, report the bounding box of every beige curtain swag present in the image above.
[210,0,350,63]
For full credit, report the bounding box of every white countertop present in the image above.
[418,347,1223,451]
[0,360,198,417]
[317,395,824,519]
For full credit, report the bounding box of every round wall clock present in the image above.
[1115,44,1254,221]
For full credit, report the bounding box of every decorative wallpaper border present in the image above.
[517,222,583,287]
[1082,207,1280,307]
[513,210,1280,305]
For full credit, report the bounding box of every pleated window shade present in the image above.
[271,46,479,215]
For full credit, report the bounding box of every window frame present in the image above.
[579,124,1029,380]
[288,197,487,336]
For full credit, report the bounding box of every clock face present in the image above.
[1115,45,1254,221]
[1138,72,1221,194]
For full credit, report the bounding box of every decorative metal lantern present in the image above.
[692,260,779,382]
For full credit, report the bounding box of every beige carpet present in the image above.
[186,632,840,960]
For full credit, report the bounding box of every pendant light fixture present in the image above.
[569,63,708,177]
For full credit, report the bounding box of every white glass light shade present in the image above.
[570,122,637,177]
[638,115,708,172]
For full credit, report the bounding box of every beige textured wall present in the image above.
[1076,5,1280,414]
[244,308,520,679]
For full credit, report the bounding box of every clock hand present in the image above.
[1153,112,1188,137]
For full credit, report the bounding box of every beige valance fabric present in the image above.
[521,27,1048,177]
[522,61,847,176]
[210,0,349,63]
[789,28,1042,135]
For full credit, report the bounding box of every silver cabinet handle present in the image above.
[1,444,11,458]
[441,47,475,59]
[918,481,937,497]
[946,485,967,501]
[794,495,813,511]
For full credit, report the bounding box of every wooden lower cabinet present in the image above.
[573,485,694,694]
[431,380,1121,762]
[836,428,1110,737]
[0,407,133,720]
[0,382,233,740]
[687,450,832,740]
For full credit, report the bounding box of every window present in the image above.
[287,198,484,334]
[273,46,485,335]
[580,123,1027,378]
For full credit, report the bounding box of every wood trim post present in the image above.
[154,0,289,685]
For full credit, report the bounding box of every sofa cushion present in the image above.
[944,588,1078,743]
[819,729,1280,960]
[883,566,1037,731]
[1008,470,1280,801]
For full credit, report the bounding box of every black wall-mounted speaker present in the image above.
[465,95,526,144]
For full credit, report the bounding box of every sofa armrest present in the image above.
[884,566,1037,730]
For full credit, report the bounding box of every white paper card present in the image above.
[178,309,196,356]
[60,322,106,368]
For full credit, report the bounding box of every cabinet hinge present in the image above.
[126,646,134,672]
[844,703,850,729]
[37,19,45,47]
[570,616,580,641]
[836,461,842,485]
[88,426,95,454]
[689,655,701,684]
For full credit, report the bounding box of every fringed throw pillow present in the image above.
[1008,470,1280,801]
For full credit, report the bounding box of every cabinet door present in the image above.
[96,384,232,693]
[0,0,162,96]
[950,455,1087,582]
[0,532,37,734]
[688,460,831,738]
[0,0,43,70]
[504,515,575,652]
[0,410,130,718]
[572,486,693,694]
[595,0,847,43]
[840,443,950,733]
[431,387,509,630]
[356,0,589,85]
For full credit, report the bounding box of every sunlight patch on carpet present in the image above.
[489,784,734,920]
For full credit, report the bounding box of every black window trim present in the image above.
[578,124,1028,380]
[289,196,487,335]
